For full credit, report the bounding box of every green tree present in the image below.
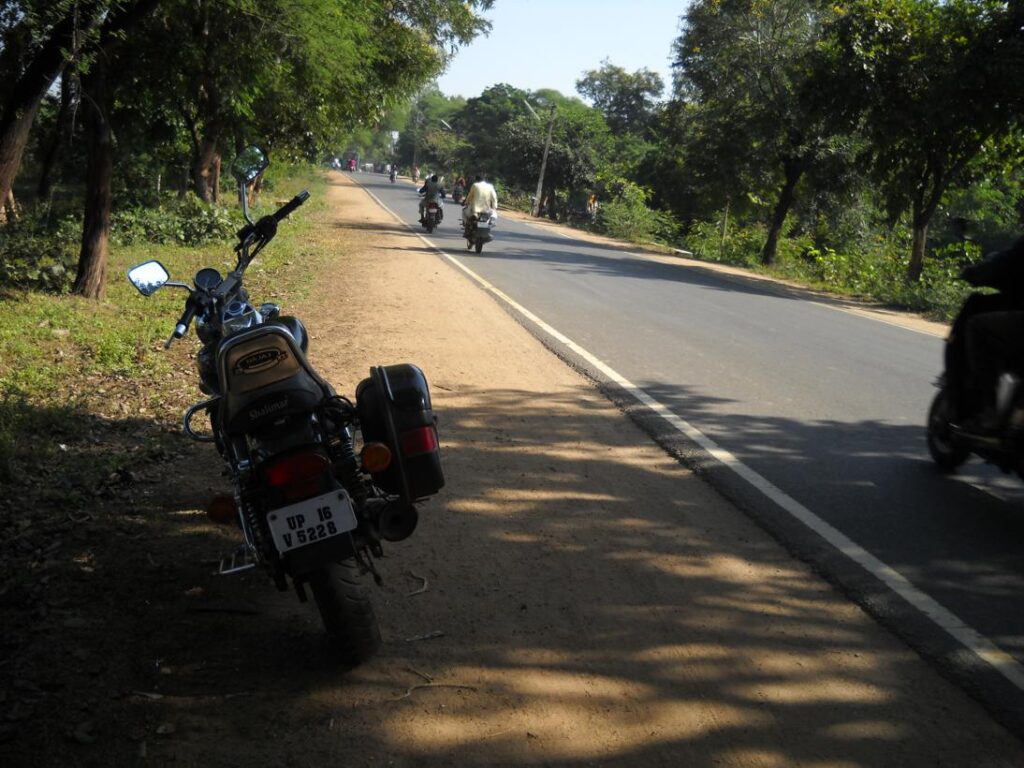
[673,0,836,265]
[822,0,1024,281]
[500,100,612,216]
[396,87,465,169]
[70,0,492,297]
[575,59,664,136]
[452,83,532,177]
[0,0,107,218]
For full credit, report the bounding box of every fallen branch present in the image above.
[406,570,429,597]
[404,666,433,683]
[387,683,477,703]
[404,630,444,642]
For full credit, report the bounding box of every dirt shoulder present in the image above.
[6,171,1018,767]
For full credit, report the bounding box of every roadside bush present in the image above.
[111,195,235,247]
[686,218,765,267]
[684,213,980,320]
[0,209,79,293]
[493,180,532,213]
[595,180,680,244]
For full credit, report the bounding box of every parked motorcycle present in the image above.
[126,146,444,664]
[464,209,496,254]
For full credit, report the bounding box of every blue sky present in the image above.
[436,1,689,101]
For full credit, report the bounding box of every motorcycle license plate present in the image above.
[266,489,357,555]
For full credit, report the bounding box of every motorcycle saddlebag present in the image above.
[356,364,444,500]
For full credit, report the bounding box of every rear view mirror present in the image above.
[127,260,170,296]
[230,146,269,185]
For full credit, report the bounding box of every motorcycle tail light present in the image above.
[361,442,393,473]
[399,426,439,457]
[264,451,329,503]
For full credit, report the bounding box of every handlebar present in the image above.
[165,296,199,347]
[164,189,310,347]
[174,300,198,338]
[274,190,309,221]
[236,190,309,242]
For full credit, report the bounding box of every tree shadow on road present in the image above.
[94,384,1024,767]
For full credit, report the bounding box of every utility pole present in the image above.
[532,107,555,218]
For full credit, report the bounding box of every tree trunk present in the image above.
[908,216,928,283]
[37,70,79,200]
[906,174,946,282]
[544,186,557,220]
[73,62,112,300]
[211,152,221,203]
[192,133,219,202]
[1,189,17,223]
[0,6,100,213]
[761,158,804,266]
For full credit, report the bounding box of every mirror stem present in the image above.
[239,181,254,225]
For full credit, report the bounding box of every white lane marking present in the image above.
[356,178,1024,691]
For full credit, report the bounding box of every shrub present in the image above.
[111,195,235,247]
[0,209,79,293]
[685,218,765,267]
[594,181,680,244]
[493,180,532,213]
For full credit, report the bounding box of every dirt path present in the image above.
[11,172,1021,767]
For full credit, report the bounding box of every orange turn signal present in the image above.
[360,442,393,473]
[206,494,237,526]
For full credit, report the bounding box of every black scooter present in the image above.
[927,247,1024,476]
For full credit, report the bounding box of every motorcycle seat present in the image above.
[216,324,331,435]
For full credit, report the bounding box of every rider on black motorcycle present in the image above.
[462,174,498,231]
[946,236,1024,432]
[418,175,446,223]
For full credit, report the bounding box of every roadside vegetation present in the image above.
[0,166,325,474]
[0,0,492,471]
[351,1,1024,321]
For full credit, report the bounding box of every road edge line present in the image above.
[353,175,1024,693]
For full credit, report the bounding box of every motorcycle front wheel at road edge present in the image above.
[927,388,969,472]
[308,558,382,664]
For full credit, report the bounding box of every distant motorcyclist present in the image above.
[389,164,398,183]
[418,174,446,223]
[462,174,498,232]
[452,177,466,205]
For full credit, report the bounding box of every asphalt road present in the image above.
[357,172,1024,733]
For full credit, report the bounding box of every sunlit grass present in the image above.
[0,168,332,480]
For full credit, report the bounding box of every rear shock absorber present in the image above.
[331,431,368,508]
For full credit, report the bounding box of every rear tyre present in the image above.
[927,388,969,472]
[308,558,381,664]
[426,223,435,234]
[475,239,484,254]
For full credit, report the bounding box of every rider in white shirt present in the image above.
[462,175,498,230]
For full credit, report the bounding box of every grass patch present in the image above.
[0,167,332,483]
